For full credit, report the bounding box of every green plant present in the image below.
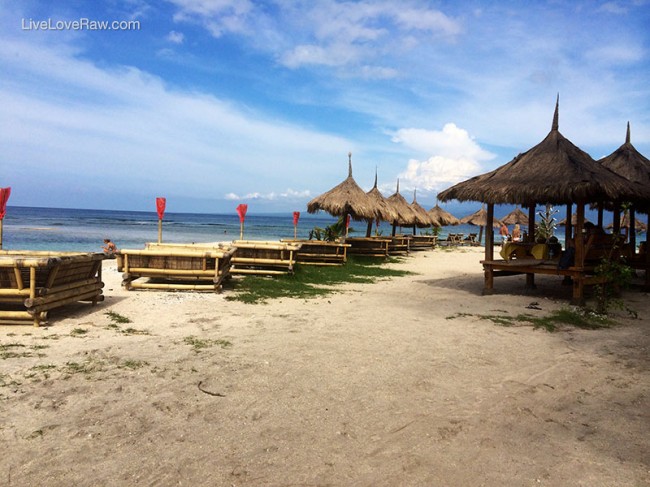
[535,204,559,241]
[70,328,88,337]
[309,215,353,242]
[594,255,635,316]
[105,311,132,324]
[184,336,232,352]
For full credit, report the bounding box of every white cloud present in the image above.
[391,123,495,194]
[167,30,185,44]
[224,189,312,201]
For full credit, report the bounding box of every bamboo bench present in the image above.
[118,244,235,292]
[345,237,391,258]
[0,251,104,326]
[385,235,411,255]
[231,240,301,275]
[281,239,350,266]
[404,235,437,251]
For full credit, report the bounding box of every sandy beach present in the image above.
[1,247,648,486]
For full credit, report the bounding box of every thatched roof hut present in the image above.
[307,153,378,222]
[558,214,591,226]
[438,98,646,207]
[460,206,501,227]
[606,215,647,233]
[387,180,418,226]
[500,207,529,226]
[364,170,399,236]
[428,204,460,227]
[598,123,650,191]
[411,190,435,227]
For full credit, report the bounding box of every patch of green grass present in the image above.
[184,335,232,352]
[120,327,150,336]
[70,328,89,337]
[447,308,613,332]
[226,256,412,304]
[119,359,148,370]
[62,359,104,377]
[105,311,132,324]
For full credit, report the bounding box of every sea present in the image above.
[1,206,484,252]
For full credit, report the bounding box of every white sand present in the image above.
[1,247,648,486]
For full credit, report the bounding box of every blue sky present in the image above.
[1,0,649,215]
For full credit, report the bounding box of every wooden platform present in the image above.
[281,239,350,266]
[345,237,391,258]
[118,244,235,292]
[0,251,104,326]
[231,240,301,275]
[402,235,437,251]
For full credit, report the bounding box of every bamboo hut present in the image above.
[365,170,399,237]
[460,205,501,244]
[557,215,591,226]
[428,204,460,227]
[500,207,529,226]
[438,96,648,304]
[606,215,647,233]
[307,153,379,237]
[597,122,650,249]
[386,180,418,236]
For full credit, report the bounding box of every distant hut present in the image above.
[307,153,378,237]
[438,96,647,302]
[597,122,650,248]
[410,190,435,235]
[460,205,501,243]
[365,170,399,237]
[500,207,529,226]
[387,180,417,236]
[428,204,460,227]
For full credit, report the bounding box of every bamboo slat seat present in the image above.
[385,235,411,255]
[406,235,437,251]
[281,239,350,266]
[0,251,104,326]
[118,244,235,292]
[344,237,391,258]
[231,240,301,275]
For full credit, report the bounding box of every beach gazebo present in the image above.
[438,97,647,303]
[500,207,529,226]
[387,180,418,236]
[365,170,399,237]
[307,153,378,237]
[428,203,460,227]
[557,215,591,226]
[460,205,501,243]
[410,190,435,234]
[597,122,650,249]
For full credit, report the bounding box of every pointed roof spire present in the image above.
[626,121,631,144]
[373,167,378,188]
[552,93,559,131]
[413,189,417,202]
[348,152,352,177]
[396,178,400,193]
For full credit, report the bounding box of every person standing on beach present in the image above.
[512,224,522,242]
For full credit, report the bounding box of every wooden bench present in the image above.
[345,237,391,258]
[407,235,437,251]
[231,240,301,275]
[0,251,104,326]
[281,239,350,266]
[118,244,235,291]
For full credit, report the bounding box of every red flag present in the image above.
[236,204,248,223]
[0,187,11,220]
[346,214,351,229]
[293,211,300,226]
[156,197,166,220]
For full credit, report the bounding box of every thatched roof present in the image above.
[558,214,591,226]
[387,180,418,225]
[438,97,647,206]
[428,204,460,226]
[460,206,501,227]
[307,153,378,221]
[598,123,650,213]
[606,214,647,232]
[410,190,435,227]
[366,171,399,223]
[500,207,529,226]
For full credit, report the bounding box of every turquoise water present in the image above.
[1,206,486,252]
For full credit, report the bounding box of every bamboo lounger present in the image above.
[231,240,301,275]
[118,245,235,292]
[345,237,391,258]
[0,251,104,327]
[281,239,350,266]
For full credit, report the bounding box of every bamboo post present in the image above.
[240,221,244,240]
[0,220,3,250]
[158,219,163,243]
